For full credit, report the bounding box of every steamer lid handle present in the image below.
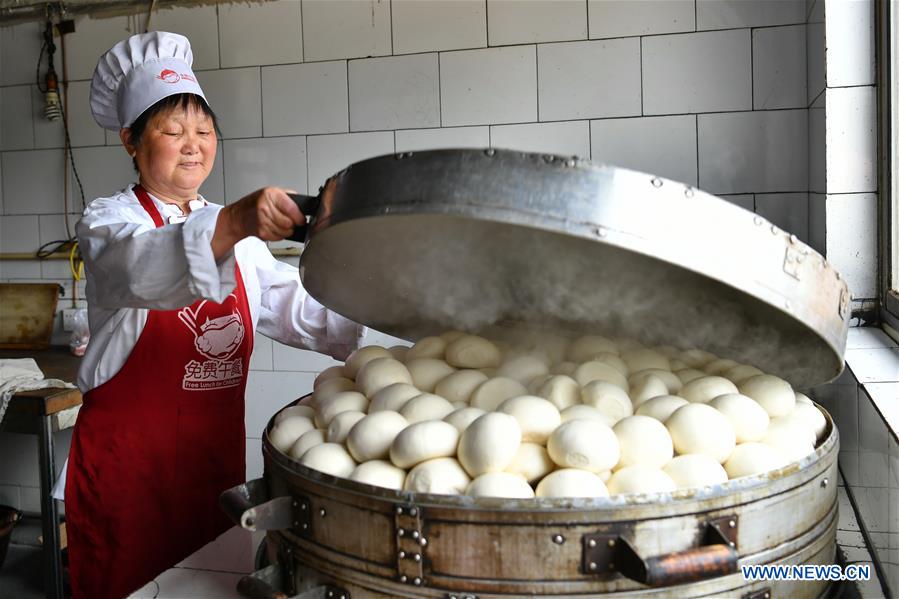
[628,541,739,587]
[287,193,321,244]
[583,516,739,586]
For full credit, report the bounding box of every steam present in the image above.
[308,213,836,389]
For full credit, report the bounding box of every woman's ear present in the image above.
[120,128,136,157]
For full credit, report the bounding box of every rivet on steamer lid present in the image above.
[754,216,764,226]
[684,187,694,198]
[651,177,663,188]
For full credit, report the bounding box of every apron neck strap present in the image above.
[133,184,165,229]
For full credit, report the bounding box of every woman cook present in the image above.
[59,31,363,599]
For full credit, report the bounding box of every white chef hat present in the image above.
[90,31,207,131]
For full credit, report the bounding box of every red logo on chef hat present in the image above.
[157,69,181,84]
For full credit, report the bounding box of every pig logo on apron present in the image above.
[177,295,246,390]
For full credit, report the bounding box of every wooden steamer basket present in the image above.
[221,149,851,598]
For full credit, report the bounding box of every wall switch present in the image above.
[62,309,78,332]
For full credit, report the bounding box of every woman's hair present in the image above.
[127,93,220,172]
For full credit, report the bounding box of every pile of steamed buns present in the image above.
[268,332,827,499]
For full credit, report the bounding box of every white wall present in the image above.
[0,0,811,512]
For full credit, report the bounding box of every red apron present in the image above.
[66,185,254,599]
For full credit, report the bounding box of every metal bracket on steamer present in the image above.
[219,478,310,533]
[783,244,806,280]
[394,504,427,587]
[581,515,739,587]
[237,562,351,599]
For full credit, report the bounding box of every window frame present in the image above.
[878,0,899,333]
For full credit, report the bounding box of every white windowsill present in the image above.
[845,327,899,439]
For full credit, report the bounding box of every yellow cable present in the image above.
[68,241,83,281]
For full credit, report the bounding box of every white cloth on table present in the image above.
[0,359,75,424]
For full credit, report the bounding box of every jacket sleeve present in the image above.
[246,238,365,361]
[77,193,237,310]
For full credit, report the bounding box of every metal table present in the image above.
[0,347,82,599]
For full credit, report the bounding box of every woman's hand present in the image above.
[212,187,303,259]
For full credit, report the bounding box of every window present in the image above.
[880,0,899,333]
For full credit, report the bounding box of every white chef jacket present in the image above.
[53,183,363,499]
[75,183,363,392]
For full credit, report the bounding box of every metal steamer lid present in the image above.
[299,149,850,388]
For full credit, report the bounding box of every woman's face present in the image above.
[121,104,216,200]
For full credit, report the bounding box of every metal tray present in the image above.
[298,149,849,388]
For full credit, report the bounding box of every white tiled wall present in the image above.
[588,0,694,38]
[642,30,751,115]
[487,0,587,46]
[440,45,537,126]
[0,0,866,509]
[804,0,878,307]
[348,54,440,132]
[391,0,486,55]
[537,38,640,121]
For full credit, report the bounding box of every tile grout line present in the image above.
[484,0,489,47]
[300,0,306,63]
[304,135,310,201]
[258,66,264,139]
[749,28,755,110]
[389,0,394,56]
[639,37,644,116]
[345,60,351,134]
[535,44,540,122]
[215,4,222,70]
[438,52,443,128]
[694,114,700,188]
[585,0,590,39]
